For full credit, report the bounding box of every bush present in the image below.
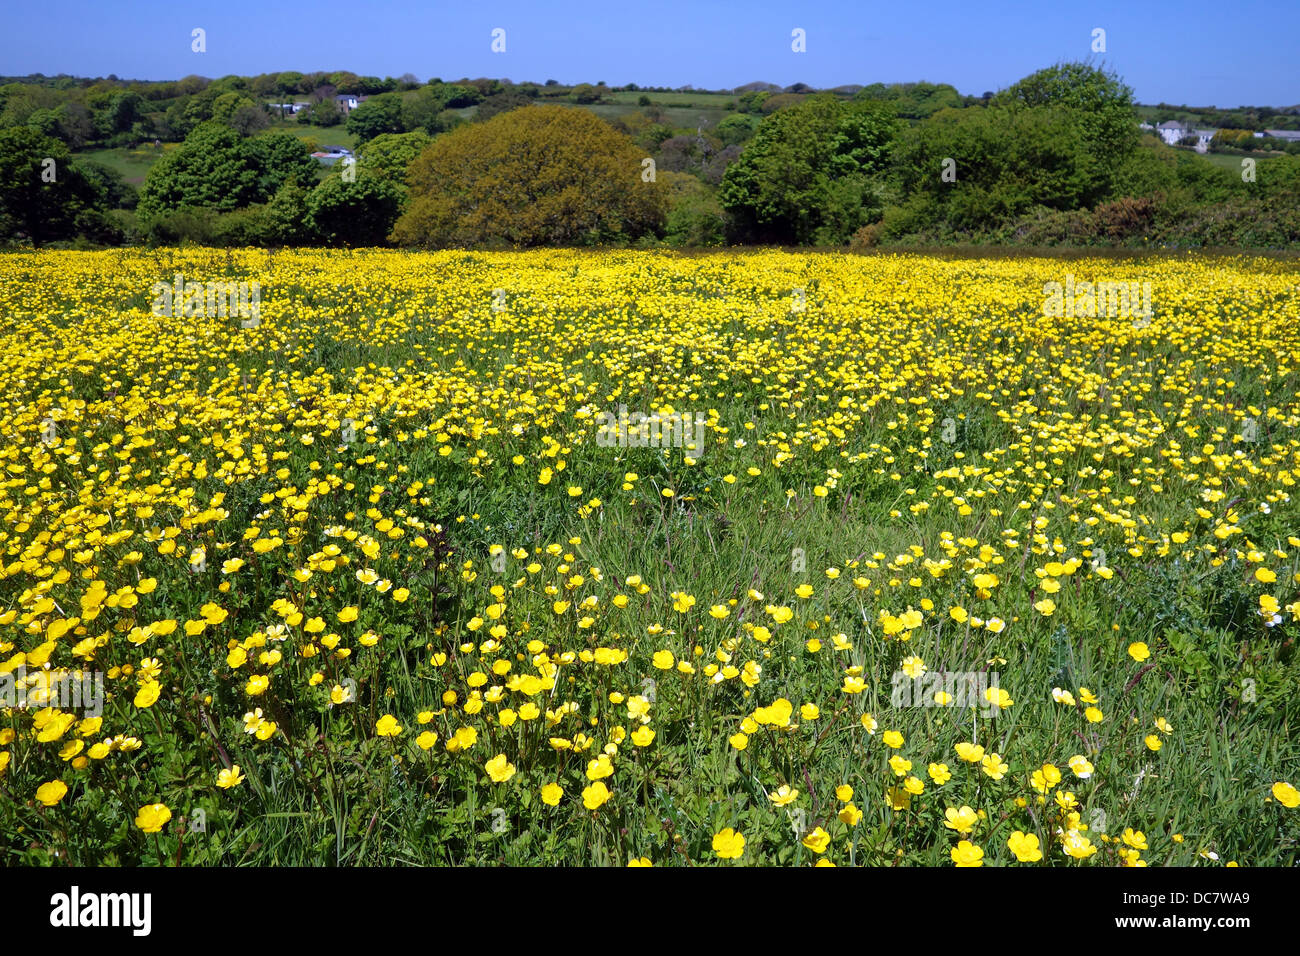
[848,221,884,250]
[720,96,900,244]
[142,207,222,245]
[391,105,667,248]
[211,204,274,246]
[660,171,725,247]
[307,174,404,246]
[887,105,1110,238]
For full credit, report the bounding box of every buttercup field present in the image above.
[1,247,1296,866]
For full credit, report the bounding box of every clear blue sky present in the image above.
[2,0,1296,107]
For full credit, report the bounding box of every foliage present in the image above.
[392,105,667,248]
[995,62,1138,188]
[855,82,964,119]
[886,105,1110,238]
[0,127,115,246]
[345,93,405,141]
[660,170,726,247]
[719,95,901,244]
[306,173,404,246]
[354,130,432,184]
[135,123,315,224]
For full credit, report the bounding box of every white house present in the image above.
[334,94,367,113]
[1263,129,1300,143]
[1156,120,1189,146]
[1155,121,1219,151]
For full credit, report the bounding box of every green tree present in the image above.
[661,170,726,247]
[0,128,112,245]
[400,87,461,135]
[346,92,404,140]
[719,95,901,244]
[302,100,343,127]
[136,123,313,223]
[307,172,403,246]
[230,103,270,137]
[855,82,964,119]
[248,132,319,196]
[886,105,1107,237]
[261,182,313,244]
[716,113,759,147]
[105,91,146,134]
[353,130,431,183]
[995,63,1137,187]
[392,105,667,247]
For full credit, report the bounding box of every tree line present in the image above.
[2,63,1299,250]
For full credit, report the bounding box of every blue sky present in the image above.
[2,0,1296,106]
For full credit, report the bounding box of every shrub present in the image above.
[391,105,667,248]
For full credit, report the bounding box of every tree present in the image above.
[55,102,95,148]
[661,170,725,247]
[277,71,305,95]
[136,122,314,222]
[105,91,145,134]
[716,113,759,147]
[391,105,667,247]
[886,105,1107,237]
[995,63,1137,187]
[353,130,431,183]
[230,103,270,136]
[400,88,460,134]
[346,92,404,140]
[657,134,719,176]
[719,95,901,244]
[475,90,535,122]
[136,123,260,220]
[302,100,343,127]
[0,128,112,245]
[211,92,257,125]
[307,172,403,246]
[75,158,136,209]
[854,82,963,119]
[261,182,313,244]
[248,132,318,196]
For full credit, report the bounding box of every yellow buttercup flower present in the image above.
[951,840,984,867]
[485,753,516,783]
[217,765,245,789]
[135,803,172,833]
[36,780,69,807]
[712,827,745,859]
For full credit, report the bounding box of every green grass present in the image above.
[72,145,169,187]
[0,248,1296,867]
[604,91,740,108]
[264,121,358,151]
[1191,148,1290,172]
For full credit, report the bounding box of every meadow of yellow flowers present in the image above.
[1,247,1297,866]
